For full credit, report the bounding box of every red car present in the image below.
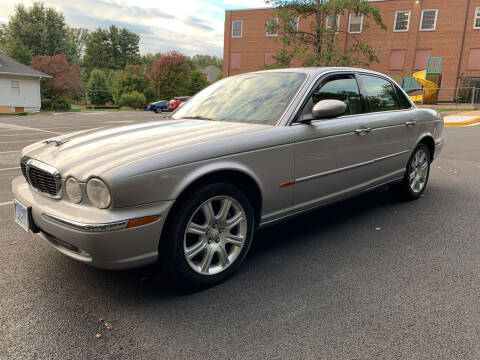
[167,96,191,111]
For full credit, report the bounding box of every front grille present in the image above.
[21,157,61,197]
[20,161,27,177]
[28,166,58,195]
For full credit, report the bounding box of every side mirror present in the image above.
[298,100,347,123]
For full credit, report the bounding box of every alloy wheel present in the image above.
[183,196,247,275]
[409,148,429,193]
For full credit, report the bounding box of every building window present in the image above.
[266,18,279,37]
[348,14,362,33]
[326,15,340,33]
[468,49,480,70]
[289,17,299,32]
[230,52,241,70]
[11,80,20,95]
[264,52,276,65]
[232,20,243,38]
[414,49,432,70]
[474,7,480,29]
[419,9,438,31]
[394,11,410,32]
[389,49,406,70]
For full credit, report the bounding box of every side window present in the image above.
[395,85,412,110]
[358,75,399,112]
[301,76,363,118]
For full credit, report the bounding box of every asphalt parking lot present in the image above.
[1,111,479,359]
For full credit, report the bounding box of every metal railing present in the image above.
[407,87,480,106]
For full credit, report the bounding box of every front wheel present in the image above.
[391,144,430,201]
[160,183,255,289]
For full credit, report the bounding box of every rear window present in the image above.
[358,74,399,113]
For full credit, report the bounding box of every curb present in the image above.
[444,116,480,127]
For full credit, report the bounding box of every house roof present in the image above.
[0,50,52,78]
[201,65,221,83]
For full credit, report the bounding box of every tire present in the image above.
[390,143,431,201]
[160,183,255,289]
[154,108,159,113]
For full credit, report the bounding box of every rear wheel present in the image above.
[160,183,255,289]
[154,108,159,113]
[391,144,430,201]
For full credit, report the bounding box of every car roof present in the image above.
[244,67,388,78]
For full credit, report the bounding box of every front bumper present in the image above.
[12,176,175,269]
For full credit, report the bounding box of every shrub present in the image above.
[52,97,72,111]
[119,91,146,108]
[41,98,51,110]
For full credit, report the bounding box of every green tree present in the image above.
[263,0,386,68]
[86,69,111,105]
[140,53,163,73]
[84,25,140,73]
[188,70,210,95]
[149,51,191,100]
[0,24,7,50]
[6,2,69,57]
[112,65,154,104]
[188,54,223,70]
[5,37,33,65]
[65,28,90,64]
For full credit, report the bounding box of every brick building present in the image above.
[223,0,480,95]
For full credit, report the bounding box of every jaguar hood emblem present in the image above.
[43,139,70,147]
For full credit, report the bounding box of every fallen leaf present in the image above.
[95,333,102,339]
[104,322,112,330]
[437,166,443,169]
[84,310,89,314]
[10,242,17,245]
[375,227,381,231]
[453,171,459,174]
[98,318,104,322]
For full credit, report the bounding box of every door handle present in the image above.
[405,120,417,127]
[354,127,371,135]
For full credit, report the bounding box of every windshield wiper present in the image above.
[184,115,215,121]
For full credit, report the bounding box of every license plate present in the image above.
[13,199,29,232]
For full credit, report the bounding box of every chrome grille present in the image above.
[21,157,62,198]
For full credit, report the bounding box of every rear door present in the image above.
[355,74,418,187]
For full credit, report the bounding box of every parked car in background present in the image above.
[167,96,190,111]
[147,100,169,113]
[12,68,444,288]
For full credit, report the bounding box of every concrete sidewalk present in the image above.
[443,115,480,127]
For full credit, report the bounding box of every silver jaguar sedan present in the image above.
[12,67,444,287]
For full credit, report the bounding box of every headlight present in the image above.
[65,177,82,203]
[86,178,111,209]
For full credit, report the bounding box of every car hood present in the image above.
[22,119,273,180]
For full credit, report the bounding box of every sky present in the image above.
[0,0,270,58]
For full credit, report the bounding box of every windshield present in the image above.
[172,72,307,125]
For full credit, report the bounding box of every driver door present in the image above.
[292,73,381,213]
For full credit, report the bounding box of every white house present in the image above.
[0,50,51,113]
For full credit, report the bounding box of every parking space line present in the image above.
[0,140,44,144]
[0,133,50,137]
[0,201,13,206]
[0,167,20,171]
[0,151,20,154]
